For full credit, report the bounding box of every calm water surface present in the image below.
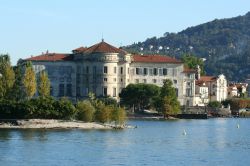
[0,119,250,166]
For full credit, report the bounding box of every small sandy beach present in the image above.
[0,119,117,129]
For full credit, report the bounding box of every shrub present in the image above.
[76,100,95,122]
[94,101,112,123]
[111,106,127,125]
[208,101,221,108]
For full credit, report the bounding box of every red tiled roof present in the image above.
[25,53,73,61]
[183,67,196,73]
[198,76,217,82]
[132,55,182,63]
[196,80,206,86]
[72,46,87,53]
[84,41,127,54]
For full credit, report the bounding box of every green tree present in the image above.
[181,54,205,75]
[38,71,50,97]
[208,101,221,108]
[56,97,76,119]
[120,84,160,111]
[76,100,95,122]
[0,54,15,99]
[10,65,25,101]
[154,79,180,117]
[23,63,36,99]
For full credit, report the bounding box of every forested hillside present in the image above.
[125,12,250,81]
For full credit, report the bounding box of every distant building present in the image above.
[245,79,250,96]
[193,65,228,104]
[194,81,209,106]
[196,75,227,102]
[228,83,248,98]
[22,40,197,105]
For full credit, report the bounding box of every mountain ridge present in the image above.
[125,12,250,81]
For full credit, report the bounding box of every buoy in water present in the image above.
[237,124,240,129]
[183,129,187,135]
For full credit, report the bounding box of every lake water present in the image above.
[0,119,250,166]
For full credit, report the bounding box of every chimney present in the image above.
[196,65,201,80]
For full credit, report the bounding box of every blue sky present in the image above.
[0,0,250,65]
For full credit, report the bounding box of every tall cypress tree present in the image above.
[159,79,180,117]
[38,71,50,97]
[0,54,15,99]
[23,62,36,99]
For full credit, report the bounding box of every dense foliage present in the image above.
[0,97,76,119]
[38,71,50,97]
[120,80,180,117]
[0,54,15,99]
[154,80,180,117]
[0,56,126,125]
[76,100,95,122]
[125,12,250,81]
[181,54,205,75]
[222,98,250,110]
[208,101,222,108]
[119,83,160,111]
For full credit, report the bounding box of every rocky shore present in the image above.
[0,119,127,129]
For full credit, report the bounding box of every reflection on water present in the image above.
[0,119,250,166]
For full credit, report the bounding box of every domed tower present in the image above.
[74,40,131,100]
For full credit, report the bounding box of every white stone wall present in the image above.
[129,62,195,105]
[194,86,209,106]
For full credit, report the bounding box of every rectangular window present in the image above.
[149,68,153,76]
[114,67,117,74]
[135,79,139,83]
[76,87,80,96]
[143,68,148,75]
[136,68,140,75]
[143,79,147,83]
[174,80,177,84]
[172,68,177,76]
[153,79,157,83]
[113,78,116,82]
[93,66,96,74]
[113,87,116,97]
[103,87,107,96]
[175,88,178,97]
[120,67,123,74]
[59,84,64,97]
[153,68,158,76]
[104,78,107,82]
[86,66,89,74]
[76,74,80,84]
[186,88,192,97]
[77,66,81,74]
[104,66,108,74]
[163,68,168,75]
[159,68,163,76]
[127,68,130,74]
[121,78,123,82]
[66,84,72,96]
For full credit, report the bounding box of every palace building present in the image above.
[23,40,199,106]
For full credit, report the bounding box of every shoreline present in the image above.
[0,119,128,130]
